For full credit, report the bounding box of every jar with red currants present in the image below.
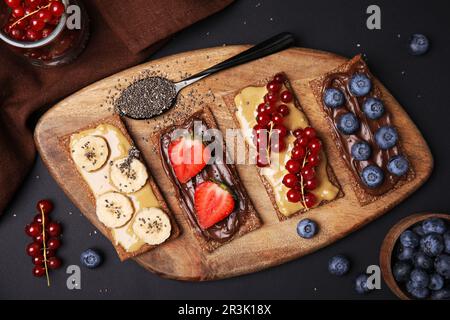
[0,0,89,67]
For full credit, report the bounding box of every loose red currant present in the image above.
[273,73,285,84]
[264,103,275,114]
[280,90,293,103]
[49,1,65,17]
[47,238,61,250]
[32,255,44,266]
[270,139,286,153]
[36,199,53,214]
[47,257,62,270]
[47,221,61,237]
[308,138,322,155]
[25,29,41,41]
[256,113,271,126]
[301,166,316,180]
[277,104,289,116]
[25,0,42,9]
[10,28,24,40]
[25,222,42,237]
[5,0,21,9]
[37,8,52,23]
[12,6,25,18]
[271,112,284,125]
[286,159,301,174]
[14,18,28,30]
[291,146,306,160]
[293,128,304,138]
[33,266,46,277]
[307,154,321,167]
[304,193,317,208]
[287,189,302,203]
[257,103,266,114]
[303,127,317,139]
[266,80,281,93]
[26,242,42,257]
[41,27,53,38]
[272,124,287,138]
[304,178,318,191]
[264,92,278,104]
[256,153,269,168]
[282,173,298,188]
[296,136,309,148]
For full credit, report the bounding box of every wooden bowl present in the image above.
[380,213,450,300]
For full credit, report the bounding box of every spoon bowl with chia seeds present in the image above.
[115,32,295,119]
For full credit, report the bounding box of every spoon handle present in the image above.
[178,32,295,88]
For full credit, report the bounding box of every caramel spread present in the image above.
[235,85,339,217]
[70,124,160,252]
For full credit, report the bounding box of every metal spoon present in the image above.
[116,32,296,119]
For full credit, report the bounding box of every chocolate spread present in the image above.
[320,60,407,196]
[160,116,247,242]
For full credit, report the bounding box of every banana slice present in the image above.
[72,135,109,172]
[110,157,148,193]
[132,208,171,245]
[96,192,134,228]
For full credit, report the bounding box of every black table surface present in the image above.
[1,0,449,300]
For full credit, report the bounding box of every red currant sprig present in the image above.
[282,126,322,209]
[25,199,62,285]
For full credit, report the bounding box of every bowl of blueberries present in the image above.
[380,213,450,300]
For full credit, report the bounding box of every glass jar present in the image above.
[0,0,89,67]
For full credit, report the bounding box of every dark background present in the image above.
[1,0,449,300]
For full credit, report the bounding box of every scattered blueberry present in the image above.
[387,155,409,176]
[361,165,384,188]
[428,273,444,291]
[406,281,430,299]
[351,141,371,161]
[408,34,429,56]
[297,219,318,239]
[349,73,372,97]
[434,254,450,279]
[393,261,412,282]
[413,252,433,270]
[362,97,385,120]
[323,88,345,108]
[80,249,102,269]
[374,126,398,150]
[431,288,450,300]
[397,245,415,261]
[444,231,450,254]
[421,234,444,257]
[355,274,370,294]
[400,230,420,248]
[337,112,360,134]
[328,255,351,276]
[410,269,429,288]
[422,218,447,235]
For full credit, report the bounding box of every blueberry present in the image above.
[413,224,426,237]
[323,88,345,108]
[428,273,444,291]
[410,269,429,288]
[351,141,371,161]
[406,281,430,299]
[328,255,351,276]
[387,155,409,176]
[392,261,412,282]
[422,218,447,235]
[420,234,444,257]
[297,219,318,239]
[434,254,450,279]
[400,230,420,248]
[431,288,450,300]
[396,245,415,261]
[409,34,429,56]
[355,274,370,294]
[337,112,360,134]
[80,249,102,269]
[362,97,385,120]
[361,165,384,188]
[444,231,450,254]
[413,252,433,270]
[349,73,372,97]
[374,126,398,150]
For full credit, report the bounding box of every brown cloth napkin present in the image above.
[0,0,233,214]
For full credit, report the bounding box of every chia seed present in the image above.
[115,76,177,119]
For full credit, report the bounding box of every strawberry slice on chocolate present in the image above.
[168,137,210,183]
[194,181,235,230]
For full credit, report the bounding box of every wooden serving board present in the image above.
[35,46,433,281]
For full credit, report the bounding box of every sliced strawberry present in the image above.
[168,136,210,183]
[194,181,235,229]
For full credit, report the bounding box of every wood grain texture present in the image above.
[34,46,433,281]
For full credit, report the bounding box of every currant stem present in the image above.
[11,3,51,28]
[300,147,309,210]
[40,205,51,287]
